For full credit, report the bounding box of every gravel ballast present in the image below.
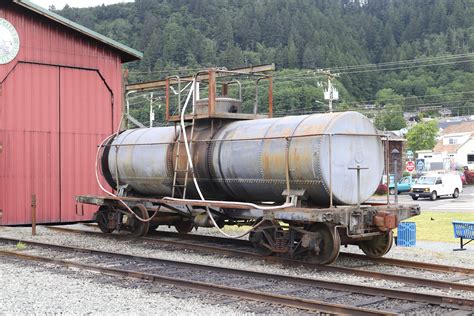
[0,257,238,315]
[0,224,473,314]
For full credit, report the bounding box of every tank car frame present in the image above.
[77,65,420,264]
[77,193,419,264]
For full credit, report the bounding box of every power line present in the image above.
[272,101,474,117]
[125,54,474,92]
[268,77,474,104]
[338,59,474,75]
[270,59,473,82]
[324,53,474,72]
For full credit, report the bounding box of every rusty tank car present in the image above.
[78,65,420,264]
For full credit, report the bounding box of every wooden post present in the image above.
[165,78,170,121]
[208,70,216,117]
[121,69,129,131]
[31,194,36,236]
[221,83,228,97]
[268,77,273,118]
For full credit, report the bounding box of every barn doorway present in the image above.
[0,63,113,224]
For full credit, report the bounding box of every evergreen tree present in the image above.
[56,0,474,119]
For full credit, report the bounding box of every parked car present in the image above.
[410,173,463,201]
[456,171,467,185]
[464,167,474,184]
[388,176,416,195]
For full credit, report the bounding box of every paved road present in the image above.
[396,185,474,213]
[368,185,474,213]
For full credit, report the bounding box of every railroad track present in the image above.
[46,225,474,293]
[150,229,474,274]
[79,223,474,274]
[0,237,472,315]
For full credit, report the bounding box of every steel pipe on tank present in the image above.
[254,76,271,115]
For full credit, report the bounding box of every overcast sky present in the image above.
[31,0,134,9]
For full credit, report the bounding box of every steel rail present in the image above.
[340,252,474,275]
[149,229,474,275]
[0,246,390,315]
[137,228,474,275]
[0,237,472,310]
[54,225,474,275]
[44,227,474,293]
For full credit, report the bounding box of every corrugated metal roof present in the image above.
[12,0,143,62]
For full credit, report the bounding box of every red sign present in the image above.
[406,161,415,172]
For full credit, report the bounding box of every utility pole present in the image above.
[327,75,335,113]
[149,92,154,128]
[317,69,339,113]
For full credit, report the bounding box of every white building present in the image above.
[417,121,474,171]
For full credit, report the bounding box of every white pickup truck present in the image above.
[410,173,463,201]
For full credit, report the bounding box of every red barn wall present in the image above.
[0,3,123,224]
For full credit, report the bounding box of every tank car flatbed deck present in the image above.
[77,194,419,227]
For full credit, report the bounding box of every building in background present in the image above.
[0,0,142,225]
[416,121,474,172]
[380,131,406,179]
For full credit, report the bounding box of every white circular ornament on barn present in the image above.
[0,19,20,65]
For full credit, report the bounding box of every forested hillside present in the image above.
[56,0,474,125]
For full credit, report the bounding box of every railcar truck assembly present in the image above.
[77,65,420,264]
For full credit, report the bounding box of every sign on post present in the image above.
[406,150,414,160]
[416,159,425,172]
[406,161,415,173]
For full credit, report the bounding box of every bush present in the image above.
[375,183,388,195]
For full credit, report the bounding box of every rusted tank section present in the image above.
[104,126,177,196]
[104,111,383,206]
[210,111,383,205]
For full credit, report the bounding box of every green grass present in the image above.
[399,212,474,243]
[15,241,27,251]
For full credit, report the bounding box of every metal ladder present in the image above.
[171,86,197,199]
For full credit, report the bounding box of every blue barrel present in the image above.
[397,222,416,247]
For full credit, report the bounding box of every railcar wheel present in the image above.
[96,205,115,234]
[125,204,150,237]
[358,230,393,258]
[174,220,194,234]
[249,220,278,256]
[301,223,340,265]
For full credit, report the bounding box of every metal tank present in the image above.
[103,111,384,206]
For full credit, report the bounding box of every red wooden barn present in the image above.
[0,0,142,225]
